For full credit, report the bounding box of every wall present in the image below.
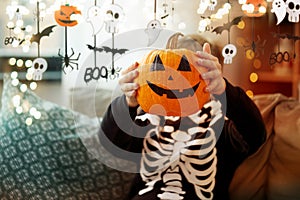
[1,0,296,108]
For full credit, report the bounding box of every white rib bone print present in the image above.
[137,100,223,200]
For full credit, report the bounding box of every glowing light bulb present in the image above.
[250,72,258,83]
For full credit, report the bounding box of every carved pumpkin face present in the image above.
[135,49,210,117]
[242,0,267,17]
[54,5,82,27]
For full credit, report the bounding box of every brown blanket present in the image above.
[229,93,300,200]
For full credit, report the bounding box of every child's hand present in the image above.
[195,43,226,95]
[119,62,140,107]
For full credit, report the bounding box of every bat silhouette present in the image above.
[101,46,129,55]
[272,33,300,41]
[87,44,104,52]
[30,25,57,44]
[212,16,243,35]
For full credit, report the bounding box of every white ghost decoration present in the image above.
[271,0,287,25]
[286,0,300,23]
[145,19,162,46]
[104,4,125,33]
[222,44,237,64]
[31,58,48,81]
[86,6,104,36]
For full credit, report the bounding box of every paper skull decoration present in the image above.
[222,44,237,64]
[54,5,82,27]
[135,49,210,117]
[104,4,125,33]
[31,58,48,81]
[286,0,300,23]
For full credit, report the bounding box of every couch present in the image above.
[1,74,300,199]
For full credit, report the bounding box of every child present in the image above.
[99,33,266,200]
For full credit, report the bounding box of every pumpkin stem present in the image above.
[166,32,184,49]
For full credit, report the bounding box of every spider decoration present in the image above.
[241,35,266,60]
[58,47,81,74]
[108,65,121,79]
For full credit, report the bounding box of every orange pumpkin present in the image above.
[242,0,267,17]
[135,49,210,117]
[54,5,82,27]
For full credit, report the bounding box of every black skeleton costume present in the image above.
[100,79,266,200]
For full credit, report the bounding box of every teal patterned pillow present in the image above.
[0,74,135,199]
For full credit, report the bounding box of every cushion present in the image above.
[229,93,300,200]
[0,74,135,199]
[69,86,114,118]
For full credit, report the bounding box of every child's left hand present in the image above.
[195,43,226,95]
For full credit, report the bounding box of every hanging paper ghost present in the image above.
[145,19,162,46]
[31,58,48,81]
[54,5,82,27]
[286,0,300,23]
[271,0,288,25]
[86,6,104,36]
[104,4,125,33]
[222,44,237,64]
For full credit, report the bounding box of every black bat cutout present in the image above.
[212,16,243,35]
[30,25,57,44]
[102,46,129,56]
[272,33,300,41]
[87,44,104,52]
[87,45,129,56]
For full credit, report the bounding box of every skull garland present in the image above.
[222,44,237,64]
[286,0,300,23]
[104,4,125,33]
[31,58,48,81]
[137,100,223,200]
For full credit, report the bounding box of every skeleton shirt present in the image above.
[136,100,223,200]
[100,80,267,200]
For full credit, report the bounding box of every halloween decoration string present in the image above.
[29,1,57,81]
[240,17,266,70]
[103,1,126,80]
[269,27,300,66]
[213,9,242,64]
[84,0,108,84]
[145,0,163,46]
[269,26,295,67]
[54,4,82,74]
[271,0,300,24]
[4,1,31,51]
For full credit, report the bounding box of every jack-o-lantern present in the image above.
[54,5,82,27]
[242,0,267,17]
[135,49,210,117]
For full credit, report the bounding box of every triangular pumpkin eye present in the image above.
[150,55,165,71]
[177,55,191,71]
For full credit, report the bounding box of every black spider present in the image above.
[58,48,81,74]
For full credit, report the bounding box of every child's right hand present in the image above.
[118,62,140,107]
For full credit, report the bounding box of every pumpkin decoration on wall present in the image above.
[241,0,267,17]
[135,49,210,117]
[54,5,82,27]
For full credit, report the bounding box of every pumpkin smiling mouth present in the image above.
[146,80,200,99]
[59,19,76,24]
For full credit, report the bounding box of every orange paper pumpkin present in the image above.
[54,5,82,27]
[243,0,267,17]
[135,49,210,117]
